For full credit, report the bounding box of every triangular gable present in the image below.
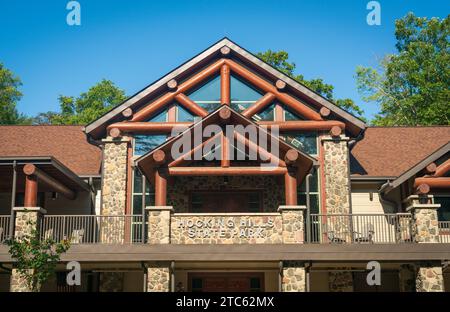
[136,105,317,183]
[85,38,366,139]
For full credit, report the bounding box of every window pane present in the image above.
[188,75,221,112]
[133,195,142,215]
[134,135,167,156]
[284,106,304,121]
[230,75,263,102]
[231,102,252,112]
[299,168,319,192]
[146,108,167,122]
[177,105,195,122]
[298,194,320,214]
[435,197,450,221]
[252,103,275,122]
[282,132,317,155]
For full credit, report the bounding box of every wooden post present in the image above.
[284,169,297,205]
[221,64,230,105]
[24,175,38,207]
[155,169,167,206]
[221,132,230,168]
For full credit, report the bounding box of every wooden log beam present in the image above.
[414,177,450,189]
[168,167,288,176]
[155,169,167,206]
[24,174,38,207]
[153,150,166,166]
[109,127,121,138]
[319,107,331,118]
[107,122,192,134]
[221,133,230,168]
[225,59,323,121]
[284,149,299,166]
[241,93,276,118]
[219,106,231,123]
[23,164,76,200]
[220,46,231,56]
[167,79,178,90]
[415,183,430,195]
[435,160,450,177]
[275,80,286,91]
[122,108,133,118]
[330,125,342,137]
[175,93,208,117]
[259,120,345,131]
[131,59,225,122]
[284,170,297,205]
[220,64,230,105]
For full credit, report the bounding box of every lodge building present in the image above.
[0,38,449,292]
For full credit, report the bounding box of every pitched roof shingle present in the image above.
[0,125,101,176]
[351,126,450,177]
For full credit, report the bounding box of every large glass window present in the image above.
[176,104,196,122]
[230,75,263,112]
[281,132,318,155]
[146,108,168,122]
[132,169,154,215]
[434,196,450,221]
[298,168,320,214]
[133,135,167,156]
[188,75,221,112]
[283,105,304,121]
[252,103,275,122]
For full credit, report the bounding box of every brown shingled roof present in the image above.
[351,126,450,177]
[0,126,101,176]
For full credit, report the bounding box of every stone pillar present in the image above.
[146,206,173,244]
[404,195,440,243]
[321,135,351,215]
[282,261,306,292]
[278,205,306,244]
[328,270,354,292]
[399,264,416,292]
[10,207,46,292]
[99,272,124,292]
[147,262,171,292]
[101,137,130,216]
[415,262,444,292]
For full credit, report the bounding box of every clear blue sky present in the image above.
[0,0,447,121]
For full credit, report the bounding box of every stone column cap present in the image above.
[278,205,307,212]
[13,207,47,214]
[402,194,434,204]
[102,136,131,143]
[320,135,350,142]
[406,203,440,212]
[146,206,174,212]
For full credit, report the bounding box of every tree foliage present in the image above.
[6,219,70,292]
[356,13,450,126]
[0,63,29,124]
[35,79,127,125]
[257,50,366,120]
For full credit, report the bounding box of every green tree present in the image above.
[356,13,450,126]
[6,219,70,292]
[0,63,29,124]
[44,79,127,125]
[257,50,366,120]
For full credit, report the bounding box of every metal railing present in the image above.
[309,213,413,244]
[0,215,11,243]
[439,221,450,243]
[40,215,145,244]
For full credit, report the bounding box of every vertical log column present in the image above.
[284,168,297,205]
[404,195,444,292]
[220,64,230,105]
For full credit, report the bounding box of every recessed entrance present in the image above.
[188,272,264,292]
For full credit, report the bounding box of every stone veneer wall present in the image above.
[101,137,129,216]
[282,261,306,292]
[328,270,354,292]
[171,214,283,244]
[411,208,440,243]
[279,207,305,244]
[416,263,444,292]
[321,135,350,215]
[147,264,170,292]
[167,176,283,213]
[99,272,124,292]
[148,207,172,244]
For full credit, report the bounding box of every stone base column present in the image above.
[10,207,46,292]
[99,272,124,292]
[147,206,173,244]
[282,261,306,292]
[416,262,444,292]
[399,264,416,292]
[147,263,171,292]
[328,270,354,292]
[404,195,440,243]
[278,206,306,244]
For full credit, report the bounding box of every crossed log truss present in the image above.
[415,159,450,193]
